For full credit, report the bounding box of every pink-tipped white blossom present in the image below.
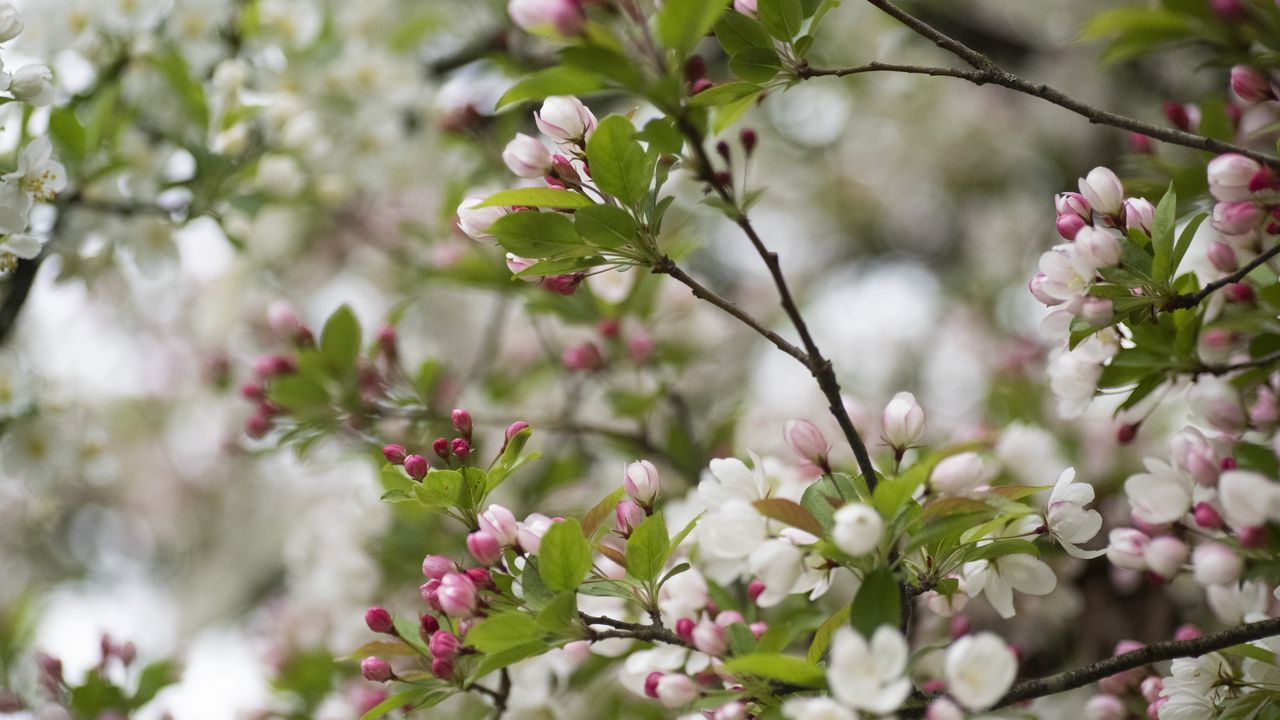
[1208,154,1262,202]
[1078,167,1125,215]
[783,418,830,466]
[535,96,597,145]
[623,460,660,505]
[502,133,553,178]
[508,0,586,36]
[882,391,925,449]
[437,572,478,618]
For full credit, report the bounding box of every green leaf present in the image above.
[468,612,542,653]
[48,107,87,163]
[581,487,627,538]
[723,654,826,688]
[657,0,727,57]
[715,12,773,55]
[586,116,649,206]
[1150,184,1178,282]
[539,518,593,592]
[575,205,638,249]
[362,690,434,720]
[752,498,823,537]
[849,568,900,638]
[727,622,758,655]
[801,473,857,530]
[757,0,803,41]
[414,469,465,508]
[151,48,209,130]
[321,305,361,377]
[689,81,762,107]
[130,660,177,709]
[469,642,548,677]
[807,605,851,663]
[1169,212,1207,280]
[536,591,579,633]
[560,46,645,91]
[729,47,782,83]
[626,513,670,582]
[1216,691,1271,720]
[490,211,586,258]
[487,426,537,491]
[479,188,595,209]
[266,375,330,409]
[498,66,603,108]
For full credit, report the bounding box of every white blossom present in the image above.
[827,627,912,714]
[944,632,1018,711]
[1045,467,1104,558]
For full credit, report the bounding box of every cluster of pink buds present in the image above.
[1029,167,1158,329]
[1206,153,1280,238]
[1230,65,1278,106]
[382,408,480,475]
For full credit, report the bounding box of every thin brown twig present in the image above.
[579,612,687,647]
[1195,349,1280,375]
[669,115,881,492]
[797,0,1280,169]
[1164,243,1280,310]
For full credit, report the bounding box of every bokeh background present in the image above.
[0,0,1241,716]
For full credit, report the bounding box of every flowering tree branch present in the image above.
[1164,244,1280,311]
[578,612,688,647]
[795,0,1280,170]
[667,115,881,490]
[992,616,1280,709]
[1197,349,1280,375]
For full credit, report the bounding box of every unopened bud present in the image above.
[365,607,395,634]
[467,531,503,565]
[1224,282,1255,304]
[505,421,530,443]
[615,499,646,535]
[747,580,766,603]
[1174,624,1202,641]
[429,630,460,661]
[623,460,661,505]
[377,325,397,358]
[644,672,663,699]
[433,437,450,459]
[451,437,471,459]
[382,444,407,465]
[422,555,454,580]
[361,657,392,682]
[740,128,757,154]
[675,618,695,643]
[404,454,429,481]
[692,621,728,656]
[783,418,830,467]
[419,613,440,639]
[431,657,454,679]
[1194,502,1224,529]
[1208,241,1239,273]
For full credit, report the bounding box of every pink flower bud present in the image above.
[655,674,699,708]
[715,610,745,626]
[615,499,646,535]
[714,701,748,720]
[1174,624,1202,641]
[456,195,510,242]
[1208,154,1262,202]
[1129,133,1154,154]
[562,342,604,372]
[431,657,454,679]
[1075,227,1123,268]
[437,572,479,618]
[502,133,553,178]
[429,630,459,660]
[1056,191,1092,220]
[432,437,450,459]
[949,614,971,638]
[1143,536,1188,579]
[1117,423,1139,444]
[1231,65,1274,104]
[1225,282,1256,304]
[1107,528,1150,570]
[1189,377,1247,433]
[675,618,695,643]
[467,531,503,565]
[451,409,473,438]
[535,96,596,144]
[930,452,985,494]
[422,555,454,580]
[623,460,661,505]
[508,0,586,36]
[266,301,302,337]
[551,155,581,183]
[542,272,585,296]
[517,513,553,553]
[926,698,965,720]
[733,0,757,18]
[1078,167,1125,215]
[365,607,394,634]
[450,437,471,459]
[419,613,440,639]
[1194,502,1224,529]
[1056,213,1087,240]
[506,253,537,279]
[1208,240,1239,273]
[245,414,270,438]
[403,454,429,481]
[420,580,441,610]
[1085,694,1126,720]
[1124,197,1155,233]
[1164,101,1193,132]
[1148,698,1168,720]
[1029,272,1062,306]
[692,621,728,656]
[1212,201,1264,234]
[783,418,830,466]
[626,329,655,364]
[240,382,264,400]
[1192,542,1242,585]
[1211,0,1247,19]
[882,391,925,449]
[466,567,492,589]
[479,504,520,546]
[749,621,767,639]
[1239,525,1267,548]
[361,657,392,682]
[1141,676,1164,703]
[747,580,766,603]
[35,652,62,686]
[740,128,758,154]
[1249,166,1280,193]
[382,444,407,465]
[644,672,663,699]
[505,421,530,443]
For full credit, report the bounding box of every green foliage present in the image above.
[586,116,651,206]
[722,653,827,688]
[539,518,594,591]
[657,0,727,57]
[849,568,900,637]
[625,513,670,582]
